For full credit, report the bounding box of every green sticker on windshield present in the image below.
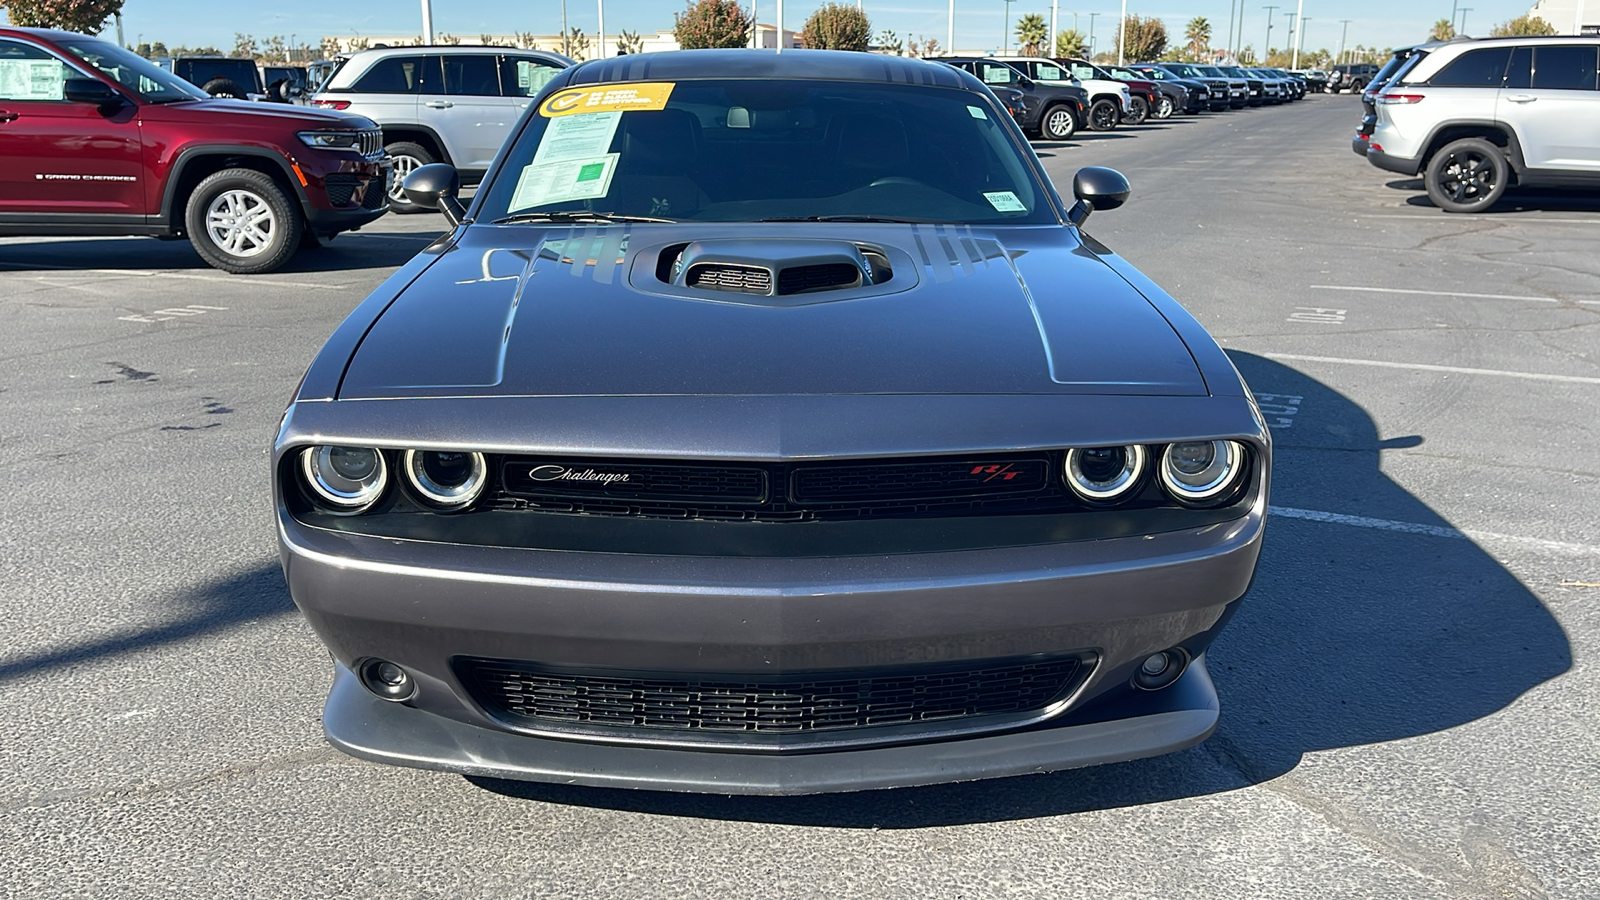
[576,162,605,182]
[983,191,1026,212]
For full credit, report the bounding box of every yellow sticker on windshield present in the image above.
[540,82,677,117]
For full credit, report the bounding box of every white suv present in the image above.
[313,46,571,212]
[1366,37,1600,212]
[994,57,1130,131]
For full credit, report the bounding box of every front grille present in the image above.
[324,173,357,207]
[324,173,387,210]
[778,263,862,295]
[359,128,384,159]
[361,177,388,209]
[686,263,772,294]
[461,654,1088,738]
[495,452,1076,521]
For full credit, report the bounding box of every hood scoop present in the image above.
[638,238,905,307]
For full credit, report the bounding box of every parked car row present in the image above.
[1349,35,1600,212]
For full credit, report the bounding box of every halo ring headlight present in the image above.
[1160,440,1245,503]
[301,445,388,512]
[1063,445,1147,502]
[403,449,487,509]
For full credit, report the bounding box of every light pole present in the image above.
[1051,0,1058,58]
[1262,6,1278,64]
[948,0,954,53]
[1458,7,1471,34]
[1088,12,1100,60]
[776,0,784,51]
[421,0,435,44]
[1117,0,1127,65]
[1288,0,1303,65]
[1293,17,1309,68]
[598,0,606,59]
[1235,0,1247,62]
[1002,0,1015,54]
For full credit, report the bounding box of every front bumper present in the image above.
[280,490,1264,792]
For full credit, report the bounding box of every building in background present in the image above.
[1527,0,1600,34]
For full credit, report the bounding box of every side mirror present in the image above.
[401,162,466,226]
[1018,75,1036,88]
[64,77,124,107]
[1067,166,1131,226]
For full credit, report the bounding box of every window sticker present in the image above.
[966,105,988,120]
[508,153,619,211]
[534,111,622,164]
[539,81,676,117]
[983,191,1027,212]
[0,59,65,100]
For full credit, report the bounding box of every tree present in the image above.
[1054,28,1087,58]
[1490,15,1557,37]
[800,3,871,51]
[616,29,643,55]
[565,27,588,59]
[232,32,258,59]
[1115,15,1167,62]
[877,28,902,55]
[1015,13,1047,57]
[922,36,940,56]
[2,0,122,33]
[262,35,288,63]
[1185,17,1210,59]
[1429,19,1456,42]
[675,0,754,49]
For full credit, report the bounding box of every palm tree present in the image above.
[1429,19,1456,42]
[1016,13,1048,57]
[1185,16,1211,60]
[1055,28,1088,58]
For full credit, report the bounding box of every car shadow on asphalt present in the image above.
[466,353,1570,826]
[0,228,442,275]
[1385,178,1600,215]
[0,564,293,684]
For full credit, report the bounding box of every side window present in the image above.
[1505,47,1532,89]
[501,57,561,97]
[351,55,425,94]
[1532,45,1599,91]
[976,63,1017,86]
[0,39,69,101]
[1427,47,1512,87]
[442,54,500,96]
[1069,64,1096,81]
[1034,64,1068,81]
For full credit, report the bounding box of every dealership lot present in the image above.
[2,94,1597,897]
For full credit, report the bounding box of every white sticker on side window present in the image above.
[983,191,1026,212]
[509,154,619,211]
[967,105,988,119]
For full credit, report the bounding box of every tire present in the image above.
[1087,98,1120,131]
[1424,137,1509,213]
[384,141,435,214]
[1121,95,1149,125]
[1350,79,1367,93]
[183,168,302,274]
[200,77,249,100]
[1154,95,1175,118]
[1040,104,1078,141]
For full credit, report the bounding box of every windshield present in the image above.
[478,79,1057,226]
[61,39,207,102]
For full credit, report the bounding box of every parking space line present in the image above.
[1309,285,1560,303]
[1257,353,1600,385]
[1271,506,1600,557]
[0,262,348,289]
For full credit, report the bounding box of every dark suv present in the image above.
[157,55,265,100]
[0,28,390,273]
[1328,63,1380,93]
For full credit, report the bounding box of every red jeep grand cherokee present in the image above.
[0,28,390,274]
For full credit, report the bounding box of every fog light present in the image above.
[1132,649,1188,691]
[359,658,416,701]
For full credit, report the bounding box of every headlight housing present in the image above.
[403,450,488,509]
[301,446,388,511]
[1063,445,1146,502]
[297,130,362,150]
[1160,440,1246,504]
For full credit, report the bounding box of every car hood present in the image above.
[337,223,1208,400]
[139,98,375,129]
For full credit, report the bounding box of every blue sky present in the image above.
[80,1,1543,55]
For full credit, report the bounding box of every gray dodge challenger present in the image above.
[274,50,1270,794]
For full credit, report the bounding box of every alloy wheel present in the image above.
[204,189,276,259]
[389,154,422,203]
[1090,102,1118,130]
[1439,150,1496,205]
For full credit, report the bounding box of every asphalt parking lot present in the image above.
[3,94,1598,898]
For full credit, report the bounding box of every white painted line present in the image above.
[1271,506,1600,558]
[1309,284,1559,303]
[1,262,347,289]
[1580,300,1600,306]
[1260,353,1600,386]
[1357,213,1600,225]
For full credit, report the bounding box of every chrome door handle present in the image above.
[424,100,454,109]
[1506,94,1537,103]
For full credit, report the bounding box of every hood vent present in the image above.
[660,239,886,300]
[686,263,772,295]
[778,263,863,295]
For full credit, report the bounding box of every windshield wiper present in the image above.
[757,214,943,224]
[491,211,677,225]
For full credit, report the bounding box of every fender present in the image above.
[157,144,312,227]
[376,122,455,167]
[1418,119,1527,175]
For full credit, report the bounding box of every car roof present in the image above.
[567,49,970,90]
[347,44,572,61]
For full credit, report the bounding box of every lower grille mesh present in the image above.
[462,655,1086,736]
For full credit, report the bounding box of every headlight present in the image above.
[301,446,388,511]
[1063,445,1146,502]
[297,130,361,150]
[1160,440,1246,503]
[403,450,487,509]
